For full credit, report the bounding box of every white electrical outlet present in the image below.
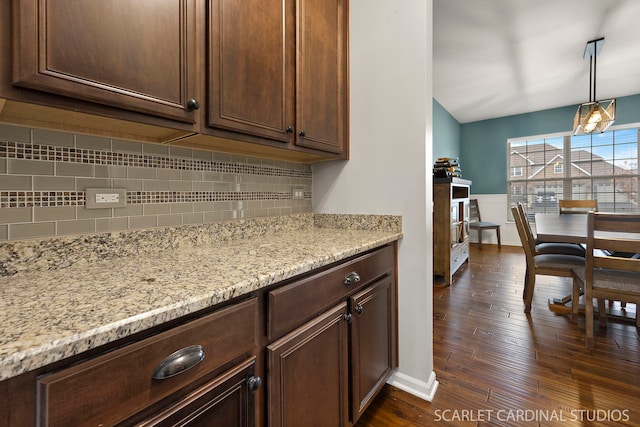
[291,188,305,199]
[85,188,127,209]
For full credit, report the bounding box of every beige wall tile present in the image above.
[142,180,169,191]
[112,139,142,153]
[0,225,8,241]
[57,219,96,236]
[0,175,32,190]
[0,158,6,173]
[168,146,192,159]
[157,214,182,226]
[157,168,181,180]
[8,159,54,175]
[112,178,142,191]
[75,177,111,191]
[143,204,170,215]
[130,215,157,229]
[170,203,193,214]
[114,205,143,217]
[193,201,215,212]
[180,170,202,181]
[128,167,156,179]
[0,208,32,224]
[56,162,94,177]
[77,207,112,219]
[95,165,127,178]
[192,149,213,161]
[192,181,214,191]
[182,212,204,224]
[10,222,55,240]
[142,143,169,156]
[32,129,74,147]
[76,134,110,150]
[0,124,31,142]
[168,180,191,191]
[204,211,225,222]
[34,206,76,222]
[33,176,75,190]
[96,217,129,232]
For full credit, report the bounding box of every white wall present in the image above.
[312,0,437,400]
[469,195,521,247]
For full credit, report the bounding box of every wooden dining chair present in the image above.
[516,204,585,257]
[559,199,598,214]
[571,212,640,350]
[511,206,585,313]
[469,199,501,249]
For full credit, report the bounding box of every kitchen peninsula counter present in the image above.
[0,213,402,381]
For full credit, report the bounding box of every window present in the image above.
[507,127,639,217]
[553,163,563,174]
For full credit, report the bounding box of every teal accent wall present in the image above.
[433,98,461,161]
[459,93,640,194]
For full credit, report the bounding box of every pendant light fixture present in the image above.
[573,37,615,135]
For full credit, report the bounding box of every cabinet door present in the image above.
[295,0,348,154]
[207,0,294,143]
[267,302,349,427]
[136,358,259,427]
[12,0,198,123]
[349,276,397,423]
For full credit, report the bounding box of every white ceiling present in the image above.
[433,0,640,124]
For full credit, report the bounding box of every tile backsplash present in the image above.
[0,124,312,241]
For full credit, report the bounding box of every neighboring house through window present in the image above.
[507,126,639,218]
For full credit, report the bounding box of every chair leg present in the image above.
[597,298,607,328]
[478,230,483,249]
[585,287,594,351]
[496,227,501,248]
[523,270,535,313]
[571,275,581,321]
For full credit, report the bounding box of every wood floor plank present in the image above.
[356,244,640,426]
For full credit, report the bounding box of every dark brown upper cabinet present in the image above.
[206,0,347,155]
[12,0,199,123]
[7,0,347,159]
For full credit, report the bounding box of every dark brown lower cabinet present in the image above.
[137,357,258,427]
[266,244,398,426]
[267,303,350,427]
[350,277,396,421]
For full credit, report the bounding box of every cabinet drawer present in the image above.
[37,297,258,427]
[451,241,469,275]
[268,245,394,339]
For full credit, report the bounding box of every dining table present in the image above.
[534,212,588,244]
[534,212,639,320]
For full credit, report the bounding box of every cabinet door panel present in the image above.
[208,0,294,142]
[136,357,257,427]
[267,302,349,427]
[350,277,397,422]
[12,0,197,123]
[295,0,347,154]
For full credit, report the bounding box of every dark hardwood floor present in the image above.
[356,244,640,426]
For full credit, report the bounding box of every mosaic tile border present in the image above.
[0,190,311,208]
[0,142,312,178]
[0,191,86,208]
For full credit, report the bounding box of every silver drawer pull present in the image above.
[152,345,205,380]
[344,272,361,286]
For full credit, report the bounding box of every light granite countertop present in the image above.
[0,214,402,381]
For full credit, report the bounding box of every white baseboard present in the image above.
[387,370,439,402]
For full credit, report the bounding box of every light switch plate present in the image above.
[85,188,127,209]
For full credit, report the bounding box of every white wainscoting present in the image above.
[468,194,521,247]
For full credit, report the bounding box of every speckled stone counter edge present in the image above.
[0,213,401,276]
[0,213,402,381]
